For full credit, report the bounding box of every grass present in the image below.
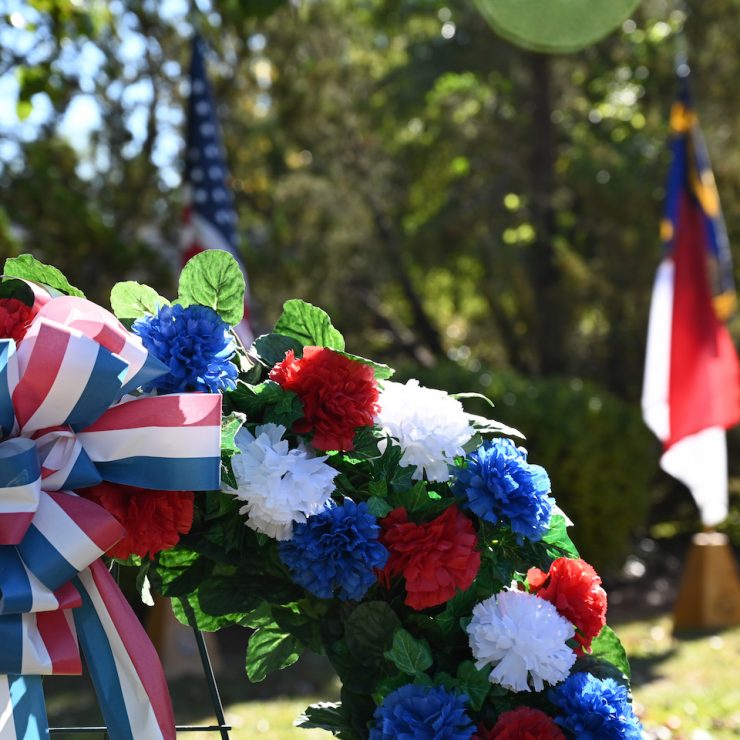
[617,617,740,740]
[178,619,740,740]
[44,614,740,739]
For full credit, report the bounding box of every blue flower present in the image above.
[452,437,553,542]
[279,499,388,601]
[548,673,643,740]
[133,304,237,394]
[370,684,475,740]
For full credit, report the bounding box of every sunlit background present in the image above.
[1,0,739,737]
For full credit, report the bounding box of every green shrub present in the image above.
[399,361,657,573]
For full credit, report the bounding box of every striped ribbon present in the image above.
[0,294,222,740]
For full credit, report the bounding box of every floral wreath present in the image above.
[1,252,642,740]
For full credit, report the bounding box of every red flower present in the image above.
[269,346,379,451]
[80,482,194,560]
[379,505,480,610]
[527,557,607,653]
[0,298,34,342]
[477,708,565,739]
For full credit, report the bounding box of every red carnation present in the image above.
[80,482,194,560]
[477,708,565,740]
[379,505,480,610]
[0,298,34,343]
[269,346,379,451]
[527,557,607,653]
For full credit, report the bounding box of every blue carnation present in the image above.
[279,499,388,601]
[452,437,553,542]
[549,673,643,740]
[370,684,475,740]
[132,304,237,394]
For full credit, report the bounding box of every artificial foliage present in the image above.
[1,252,641,739]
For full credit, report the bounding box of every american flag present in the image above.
[182,35,254,346]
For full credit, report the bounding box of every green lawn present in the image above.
[618,617,740,739]
[45,616,740,739]
[178,618,740,739]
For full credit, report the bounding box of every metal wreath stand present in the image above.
[49,565,232,739]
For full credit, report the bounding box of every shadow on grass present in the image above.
[44,628,338,739]
[628,647,678,688]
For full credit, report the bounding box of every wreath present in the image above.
[1,252,641,739]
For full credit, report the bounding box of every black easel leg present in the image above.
[191,627,230,740]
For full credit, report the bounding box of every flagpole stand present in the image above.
[672,531,740,632]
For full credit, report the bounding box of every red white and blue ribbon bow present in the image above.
[0,294,222,740]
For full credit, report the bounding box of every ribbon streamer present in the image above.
[0,294,222,739]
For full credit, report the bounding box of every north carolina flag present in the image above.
[642,82,740,527]
[182,35,254,347]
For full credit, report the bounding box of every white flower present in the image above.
[228,423,338,540]
[466,589,576,693]
[375,379,474,482]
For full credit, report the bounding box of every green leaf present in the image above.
[344,601,401,668]
[468,414,525,439]
[435,587,479,637]
[228,381,304,428]
[372,674,409,703]
[273,299,345,350]
[366,496,393,518]
[253,332,303,366]
[590,625,631,680]
[221,412,245,455]
[198,573,264,617]
[0,278,35,307]
[452,391,495,409]
[178,250,246,326]
[387,480,451,519]
[338,351,394,379]
[542,514,580,559]
[246,624,302,682]
[384,628,433,676]
[456,661,491,710]
[172,593,245,632]
[573,654,630,688]
[4,254,84,297]
[368,480,388,498]
[295,702,359,739]
[110,281,170,319]
[16,99,33,121]
[149,549,214,598]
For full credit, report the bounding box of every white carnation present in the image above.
[466,589,576,693]
[228,423,338,540]
[375,379,475,482]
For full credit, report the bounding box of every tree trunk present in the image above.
[527,52,567,376]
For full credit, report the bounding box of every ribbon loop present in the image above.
[0,439,41,546]
[0,293,220,739]
[78,394,222,491]
[33,296,168,395]
[33,427,102,491]
[16,492,124,594]
[14,320,128,435]
[0,340,19,439]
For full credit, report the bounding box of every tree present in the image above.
[1,0,738,404]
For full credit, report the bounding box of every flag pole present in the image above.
[661,20,740,631]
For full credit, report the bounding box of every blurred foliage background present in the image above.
[1,0,740,571]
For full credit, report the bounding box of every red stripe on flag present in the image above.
[82,393,222,432]
[36,609,82,675]
[12,323,70,429]
[667,192,740,447]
